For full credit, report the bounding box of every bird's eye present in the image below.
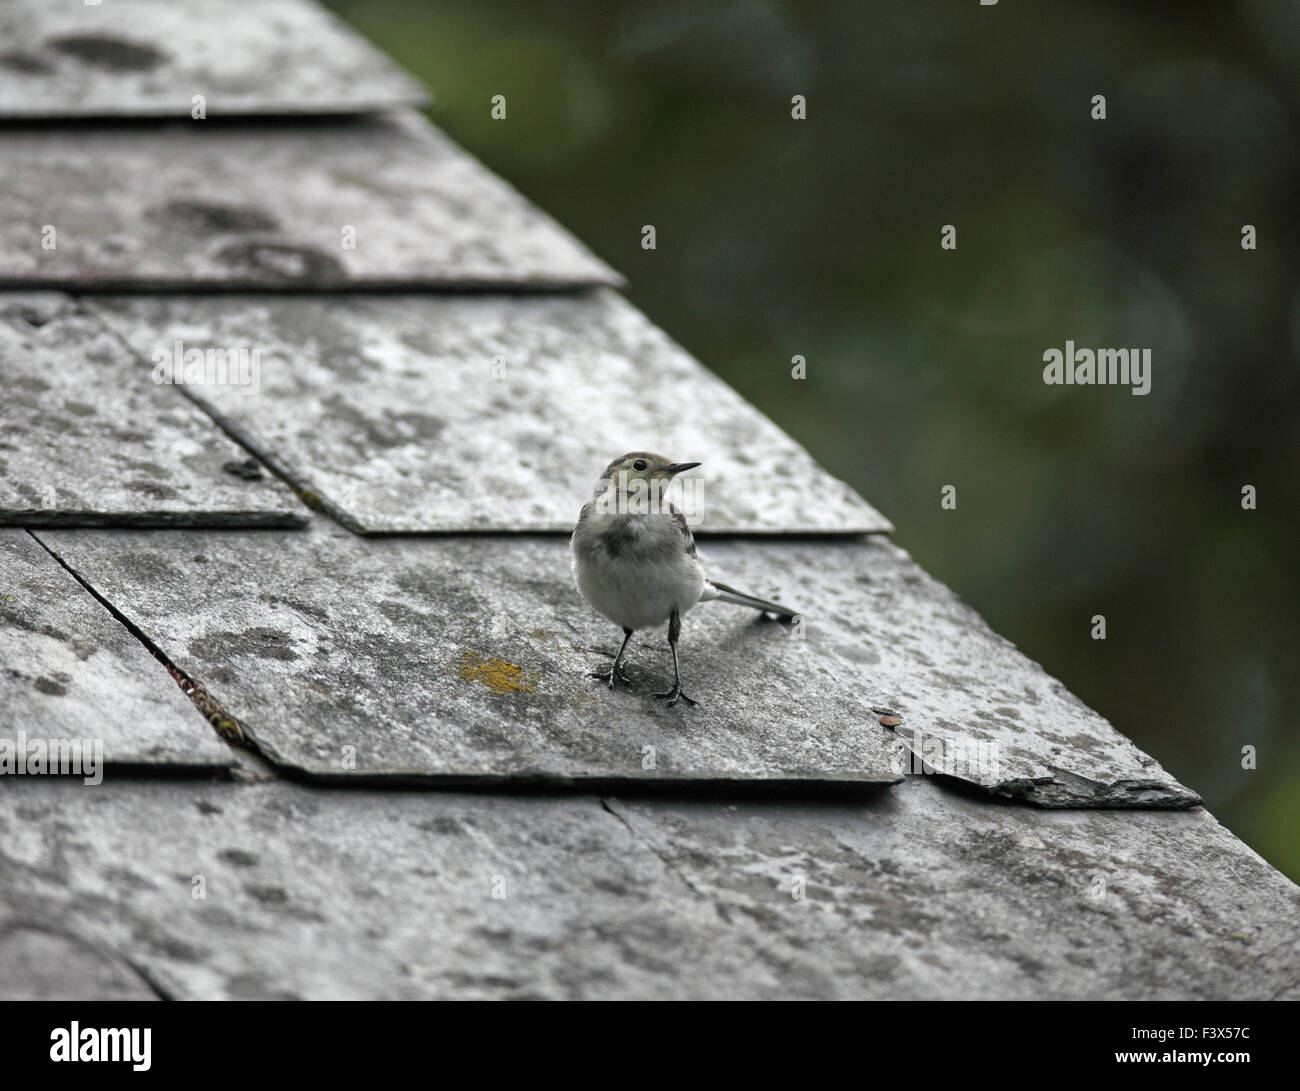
[633,459,647,471]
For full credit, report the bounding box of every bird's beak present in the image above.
[659,461,701,477]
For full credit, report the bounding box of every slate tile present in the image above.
[34,521,901,789]
[0,0,427,117]
[90,290,889,533]
[0,293,306,527]
[603,776,1300,999]
[0,528,239,770]
[33,524,1196,805]
[1,776,1293,999]
[0,115,618,289]
[0,779,768,1000]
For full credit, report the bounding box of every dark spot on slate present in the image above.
[225,972,300,1001]
[103,866,157,893]
[322,397,448,453]
[418,816,464,836]
[245,884,289,906]
[0,52,55,75]
[0,610,69,642]
[125,479,179,500]
[213,241,346,284]
[398,327,435,355]
[45,34,167,72]
[34,675,68,697]
[62,401,97,417]
[142,934,206,963]
[218,849,259,868]
[196,801,223,816]
[114,550,185,588]
[465,721,514,750]
[378,599,430,627]
[189,627,299,663]
[222,457,264,480]
[262,595,330,623]
[148,198,280,237]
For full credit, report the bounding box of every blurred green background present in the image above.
[327,0,1299,880]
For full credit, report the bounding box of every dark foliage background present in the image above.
[327,0,1300,880]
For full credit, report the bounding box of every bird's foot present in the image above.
[591,664,632,690]
[652,686,697,708]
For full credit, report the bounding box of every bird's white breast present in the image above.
[571,513,705,631]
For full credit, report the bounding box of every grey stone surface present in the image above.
[0,293,306,528]
[0,114,618,290]
[35,520,899,789]
[90,290,890,534]
[0,921,158,1001]
[0,776,1294,999]
[34,523,1194,806]
[0,0,427,117]
[0,528,239,770]
[0,779,769,1000]
[604,778,1300,1000]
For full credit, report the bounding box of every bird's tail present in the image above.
[704,579,798,620]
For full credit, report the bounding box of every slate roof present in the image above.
[1,1,1297,1000]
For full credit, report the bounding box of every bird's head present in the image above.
[596,452,701,493]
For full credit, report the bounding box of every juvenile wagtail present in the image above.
[570,452,797,707]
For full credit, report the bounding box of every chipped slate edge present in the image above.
[892,737,1203,810]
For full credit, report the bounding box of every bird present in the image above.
[570,452,797,707]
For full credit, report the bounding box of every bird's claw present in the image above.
[590,665,631,690]
[652,687,697,708]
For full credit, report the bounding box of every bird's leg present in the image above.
[591,627,635,688]
[653,607,697,707]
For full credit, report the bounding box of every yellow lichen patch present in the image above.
[456,649,538,695]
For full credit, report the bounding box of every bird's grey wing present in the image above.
[668,502,696,556]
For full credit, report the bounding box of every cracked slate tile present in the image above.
[0,0,427,117]
[0,294,306,527]
[0,779,775,1000]
[33,520,901,789]
[33,523,1195,805]
[1,776,1293,999]
[0,528,239,770]
[89,290,890,533]
[0,114,618,290]
[602,776,1300,999]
